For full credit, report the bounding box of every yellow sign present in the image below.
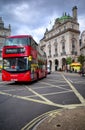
[70,62,81,66]
[70,62,81,72]
[28,56,32,61]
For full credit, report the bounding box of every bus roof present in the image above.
[7,35,33,39]
[6,35,38,46]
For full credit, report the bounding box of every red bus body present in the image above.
[2,35,47,82]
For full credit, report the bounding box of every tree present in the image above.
[66,57,72,65]
[78,55,85,67]
[66,57,72,71]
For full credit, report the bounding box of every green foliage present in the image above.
[66,57,72,65]
[78,55,85,66]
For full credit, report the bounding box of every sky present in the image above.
[0,0,85,43]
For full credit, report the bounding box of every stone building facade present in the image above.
[39,6,80,72]
[80,31,85,56]
[80,31,85,70]
[0,17,11,67]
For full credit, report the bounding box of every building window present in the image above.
[61,41,66,55]
[62,36,64,39]
[49,47,51,57]
[72,40,75,53]
[54,39,58,56]
[72,41,75,50]
[62,42,65,53]
[54,44,58,57]
[71,40,77,55]
[61,36,66,55]
[48,44,51,58]
[71,24,74,29]
[64,26,66,31]
[55,38,57,42]
[55,45,57,53]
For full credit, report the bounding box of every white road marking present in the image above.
[40,81,70,91]
[26,90,73,98]
[0,74,85,110]
[62,74,85,104]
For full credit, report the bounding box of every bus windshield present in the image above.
[3,57,30,72]
[4,37,30,46]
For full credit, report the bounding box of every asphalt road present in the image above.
[0,72,85,130]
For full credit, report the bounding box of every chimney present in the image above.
[72,6,77,22]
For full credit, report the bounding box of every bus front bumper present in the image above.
[2,70,31,82]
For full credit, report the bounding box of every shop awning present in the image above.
[70,62,81,66]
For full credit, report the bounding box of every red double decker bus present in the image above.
[2,35,47,82]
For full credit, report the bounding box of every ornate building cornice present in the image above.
[44,28,80,42]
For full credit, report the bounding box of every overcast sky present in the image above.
[0,0,85,42]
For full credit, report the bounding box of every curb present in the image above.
[33,107,85,130]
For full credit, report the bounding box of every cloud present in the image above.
[0,0,85,42]
[79,15,85,32]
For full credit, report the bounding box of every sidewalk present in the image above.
[33,107,85,130]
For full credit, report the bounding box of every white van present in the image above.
[47,65,51,74]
